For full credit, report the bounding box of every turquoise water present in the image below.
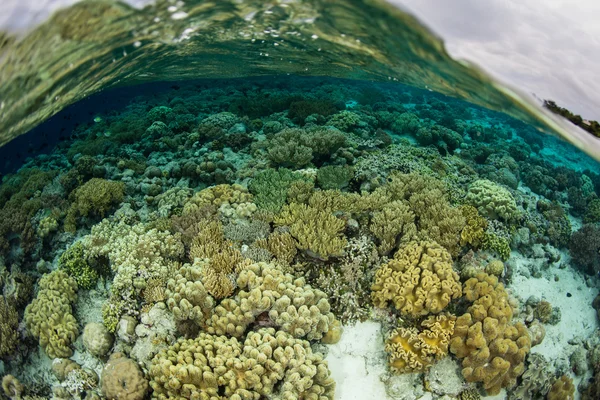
[1,2,600,400]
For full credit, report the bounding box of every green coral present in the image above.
[266,127,346,168]
[460,205,488,249]
[249,168,309,213]
[59,242,98,290]
[584,198,600,224]
[317,165,355,190]
[24,270,78,358]
[65,178,125,233]
[466,179,519,222]
[275,203,347,259]
[482,232,511,261]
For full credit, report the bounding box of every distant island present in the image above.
[543,99,600,138]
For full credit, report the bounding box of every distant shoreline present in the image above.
[544,99,600,138]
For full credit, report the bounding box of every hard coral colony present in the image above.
[0,76,599,400]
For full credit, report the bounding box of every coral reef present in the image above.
[148,328,335,399]
[466,179,519,222]
[82,322,114,357]
[547,375,574,400]
[101,352,148,400]
[372,241,462,317]
[24,270,78,358]
[1,72,599,400]
[386,313,456,373]
[449,273,531,395]
[0,296,18,358]
[275,203,347,260]
[64,178,125,232]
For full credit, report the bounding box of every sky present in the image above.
[1,0,599,120]
[393,0,600,120]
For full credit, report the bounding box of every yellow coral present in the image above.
[189,220,225,259]
[275,203,347,259]
[449,273,531,395]
[204,262,336,340]
[165,261,215,326]
[386,313,456,373]
[182,184,252,216]
[372,241,462,317]
[24,270,78,358]
[460,205,488,248]
[262,231,297,266]
[148,328,335,400]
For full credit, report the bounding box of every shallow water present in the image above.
[1,2,600,400]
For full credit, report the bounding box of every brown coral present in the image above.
[547,375,574,400]
[449,273,531,395]
[0,296,18,358]
[275,203,347,259]
[369,200,417,255]
[101,353,148,400]
[372,241,462,317]
[386,313,456,373]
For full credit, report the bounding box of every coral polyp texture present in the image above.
[465,179,519,222]
[449,273,531,395]
[385,313,456,373]
[372,240,462,317]
[204,261,337,341]
[149,328,335,400]
[274,203,347,260]
[24,270,78,358]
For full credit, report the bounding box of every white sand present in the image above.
[326,321,391,400]
[508,251,599,398]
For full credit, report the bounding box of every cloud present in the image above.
[393,0,600,120]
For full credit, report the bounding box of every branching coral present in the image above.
[386,313,456,373]
[257,231,297,266]
[182,184,253,216]
[275,203,347,260]
[569,224,600,274]
[465,179,518,222]
[249,168,309,213]
[64,178,125,232]
[188,220,249,298]
[315,236,380,323]
[316,165,355,190]
[59,242,98,290]
[372,240,462,317]
[149,328,335,400]
[384,172,466,255]
[449,273,531,395]
[265,127,346,168]
[24,270,78,358]
[369,200,417,255]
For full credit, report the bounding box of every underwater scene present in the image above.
[1,2,600,400]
